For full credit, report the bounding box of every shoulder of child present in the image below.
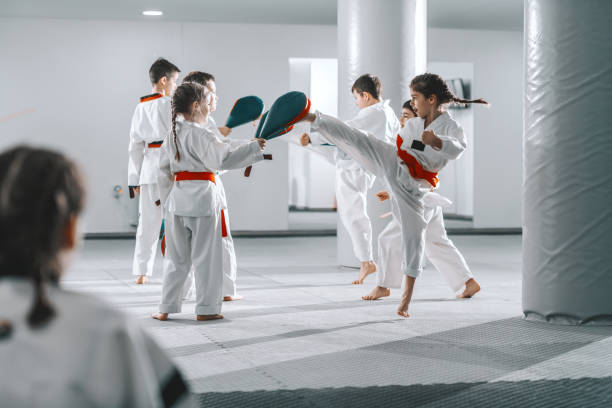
[54,285,133,331]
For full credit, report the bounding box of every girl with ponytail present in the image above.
[0,146,190,407]
[299,73,488,318]
[153,82,266,322]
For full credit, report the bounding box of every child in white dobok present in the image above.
[364,100,480,301]
[180,71,242,302]
[152,82,265,321]
[300,73,487,317]
[128,58,180,284]
[302,74,400,285]
[0,147,190,407]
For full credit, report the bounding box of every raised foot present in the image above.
[223,295,243,302]
[362,286,391,301]
[152,313,168,321]
[352,261,377,285]
[196,314,224,321]
[396,310,411,318]
[135,275,149,285]
[457,278,481,299]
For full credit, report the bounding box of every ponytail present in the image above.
[451,96,489,106]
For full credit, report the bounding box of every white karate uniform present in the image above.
[377,192,474,292]
[313,100,400,262]
[128,94,171,277]
[310,111,466,278]
[157,117,263,315]
[0,278,191,408]
[182,117,240,300]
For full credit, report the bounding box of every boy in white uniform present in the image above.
[128,58,180,284]
[302,74,400,284]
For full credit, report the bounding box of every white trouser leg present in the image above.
[312,113,428,276]
[221,210,238,297]
[424,206,473,292]
[132,183,162,276]
[159,214,191,313]
[182,211,237,299]
[391,192,428,278]
[181,269,195,300]
[336,167,374,262]
[188,212,224,315]
[376,218,403,288]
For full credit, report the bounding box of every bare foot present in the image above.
[362,286,391,301]
[196,314,224,321]
[352,261,377,284]
[223,295,243,301]
[152,313,168,321]
[457,278,481,298]
[397,297,411,318]
[397,276,415,318]
[135,275,148,285]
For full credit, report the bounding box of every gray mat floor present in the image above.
[64,235,612,407]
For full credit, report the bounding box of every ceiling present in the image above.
[0,0,523,31]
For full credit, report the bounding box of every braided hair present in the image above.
[410,73,488,107]
[0,146,85,337]
[171,82,210,161]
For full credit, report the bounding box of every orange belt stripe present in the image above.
[221,210,228,238]
[174,171,216,184]
[396,135,439,188]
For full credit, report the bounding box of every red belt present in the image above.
[148,141,163,148]
[174,171,216,184]
[396,135,439,188]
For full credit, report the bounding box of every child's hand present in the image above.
[376,191,390,202]
[253,138,267,150]
[299,113,316,123]
[421,130,442,150]
[300,133,310,146]
[218,126,232,137]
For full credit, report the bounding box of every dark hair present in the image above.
[182,71,215,87]
[0,146,85,333]
[351,74,382,100]
[410,73,488,106]
[149,58,181,85]
[171,82,210,161]
[402,100,417,116]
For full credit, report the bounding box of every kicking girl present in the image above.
[300,73,487,317]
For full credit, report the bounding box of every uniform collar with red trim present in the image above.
[140,93,164,103]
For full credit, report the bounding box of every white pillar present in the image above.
[523,0,612,325]
[336,0,427,266]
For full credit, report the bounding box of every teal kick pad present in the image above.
[259,91,311,140]
[225,96,265,128]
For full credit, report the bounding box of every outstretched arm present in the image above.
[301,112,396,178]
[200,134,266,171]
